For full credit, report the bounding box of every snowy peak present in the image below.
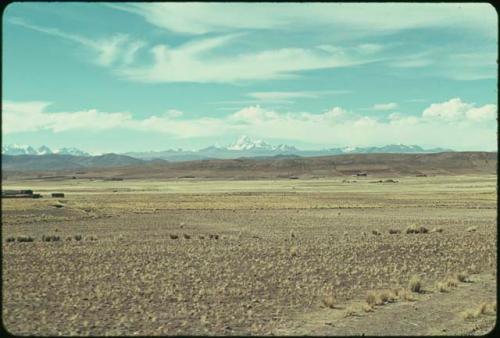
[227,135,271,151]
[2,144,89,156]
[226,135,298,152]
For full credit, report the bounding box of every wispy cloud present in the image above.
[109,3,496,38]
[3,98,496,150]
[247,90,351,102]
[9,17,145,67]
[372,102,399,111]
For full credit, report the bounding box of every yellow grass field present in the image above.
[2,174,497,335]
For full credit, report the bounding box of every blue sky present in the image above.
[2,2,498,154]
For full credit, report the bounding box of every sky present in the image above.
[2,2,498,154]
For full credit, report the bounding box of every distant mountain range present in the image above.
[123,135,452,161]
[2,144,90,156]
[2,136,452,163]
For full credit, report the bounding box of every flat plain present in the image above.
[1,174,497,335]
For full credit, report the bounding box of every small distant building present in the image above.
[2,189,35,199]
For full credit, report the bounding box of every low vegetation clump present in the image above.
[322,293,336,309]
[183,234,191,239]
[371,230,381,236]
[290,245,298,257]
[74,235,82,241]
[430,227,443,233]
[408,275,423,293]
[406,224,429,234]
[456,272,469,283]
[466,226,477,232]
[436,281,449,293]
[388,228,401,234]
[42,235,61,242]
[16,236,34,243]
[366,291,378,306]
[6,237,16,243]
[86,236,98,241]
[169,234,179,239]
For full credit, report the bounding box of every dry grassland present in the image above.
[1,175,497,335]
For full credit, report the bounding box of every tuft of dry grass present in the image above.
[406,224,429,234]
[16,236,34,243]
[6,237,16,243]
[468,264,480,275]
[409,275,423,293]
[366,291,378,306]
[362,304,374,312]
[431,227,444,233]
[290,245,298,257]
[183,234,191,240]
[169,234,179,239]
[371,230,381,236]
[461,309,479,320]
[466,226,477,232]
[446,277,458,288]
[456,272,469,283]
[436,282,449,293]
[42,235,61,242]
[322,294,336,309]
[343,305,358,317]
[388,229,401,234]
[74,235,83,241]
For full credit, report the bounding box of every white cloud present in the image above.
[3,98,496,150]
[247,90,350,102]
[9,17,145,67]
[372,102,399,111]
[109,3,496,38]
[117,37,384,83]
[422,98,497,122]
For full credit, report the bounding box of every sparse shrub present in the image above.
[446,277,458,288]
[461,310,479,320]
[366,291,378,306]
[466,226,477,232]
[74,235,82,241]
[406,224,429,234]
[388,229,401,234]
[372,230,381,236]
[199,235,205,240]
[66,236,72,241]
[42,235,61,242]
[16,236,34,243]
[456,272,469,283]
[209,234,219,240]
[468,264,480,274]
[343,305,358,317]
[362,304,374,312]
[409,275,423,293]
[399,289,417,301]
[6,237,16,243]
[183,234,191,239]
[322,294,336,309]
[436,282,449,292]
[169,234,179,240]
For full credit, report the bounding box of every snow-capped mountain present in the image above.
[2,144,90,156]
[123,136,451,161]
[227,135,299,152]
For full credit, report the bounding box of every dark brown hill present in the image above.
[2,152,496,181]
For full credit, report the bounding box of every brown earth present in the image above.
[3,151,496,181]
[1,175,497,335]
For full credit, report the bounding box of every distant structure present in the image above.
[356,172,368,177]
[51,193,65,198]
[1,190,41,199]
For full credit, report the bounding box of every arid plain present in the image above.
[2,174,497,335]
